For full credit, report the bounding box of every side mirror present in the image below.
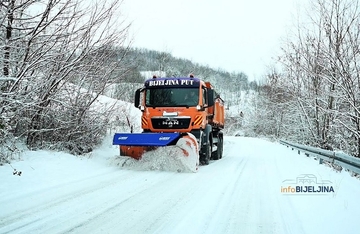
[208,89,214,107]
[134,88,141,108]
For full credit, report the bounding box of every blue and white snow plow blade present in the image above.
[113,132,199,172]
[113,132,181,146]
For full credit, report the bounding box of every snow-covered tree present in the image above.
[0,0,131,161]
[262,0,360,157]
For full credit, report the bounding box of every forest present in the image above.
[1,0,360,163]
[257,0,360,158]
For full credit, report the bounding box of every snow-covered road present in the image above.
[1,137,359,234]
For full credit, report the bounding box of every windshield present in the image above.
[145,88,199,107]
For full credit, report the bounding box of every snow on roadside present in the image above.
[0,149,114,211]
[92,93,143,133]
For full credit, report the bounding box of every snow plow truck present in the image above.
[113,75,225,170]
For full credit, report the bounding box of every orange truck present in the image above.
[113,75,225,166]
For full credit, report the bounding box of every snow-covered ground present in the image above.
[1,136,359,234]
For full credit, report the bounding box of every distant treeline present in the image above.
[119,48,258,93]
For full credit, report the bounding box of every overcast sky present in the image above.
[122,0,303,81]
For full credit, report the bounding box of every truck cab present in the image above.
[133,75,224,165]
[135,76,214,133]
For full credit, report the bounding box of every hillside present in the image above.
[119,48,253,94]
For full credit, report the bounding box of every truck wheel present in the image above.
[200,140,211,165]
[211,151,219,160]
[211,142,220,160]
[218,136,223,159]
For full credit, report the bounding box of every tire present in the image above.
[218,136,223,159]
[200,125,212,165]
[211,140,220,160]
[200,140,211,165]
[211,132,222,160]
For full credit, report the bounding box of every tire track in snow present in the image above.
[62,172,205,234]
[64,171,197,233]
[0,170,169,234]
[207,137,303,233]
[0,171,121,226]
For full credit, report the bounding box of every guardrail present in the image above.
[279,140,360,175]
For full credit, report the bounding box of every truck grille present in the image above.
[151,118,191,129]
